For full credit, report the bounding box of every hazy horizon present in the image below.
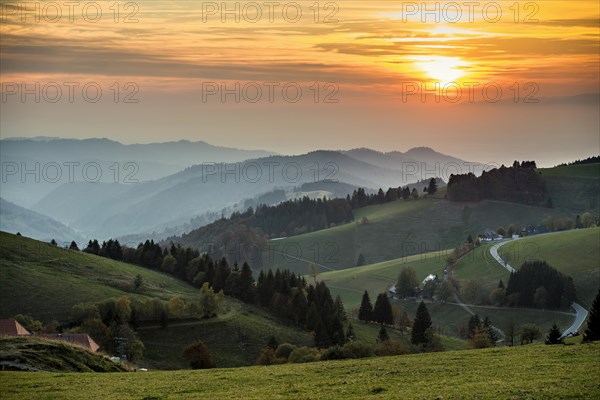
[2,1,599,167]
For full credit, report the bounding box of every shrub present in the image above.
[374,340,411,357]
[288,347,320,363]
[320,345,349,361]
[256,347,287,365]
[274,343,296,359]
[182,340,214,369]
[342,341,373,358]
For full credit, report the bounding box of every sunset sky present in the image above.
[1,1,599,166]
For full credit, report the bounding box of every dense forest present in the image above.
[447,161,547,205]
[505,261,577,310]
[83,238,346,347]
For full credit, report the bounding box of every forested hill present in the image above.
[168,179,441,262]
[168,196,354,263]
[447,161,547,205]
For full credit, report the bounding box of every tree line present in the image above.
[80,236,348,348]
[168,179,438,262]
[447,161,547,205]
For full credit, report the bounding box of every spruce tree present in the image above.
[545,323,564,345]
[427,178,438,195]
[373,293,394,325]
[239,262,255,303]
[583,289,600,342]
[411,301,432,345]
[305,302,320,331]
[358,291,373,322]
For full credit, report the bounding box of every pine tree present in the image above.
[358,291,373,322]
[545,323,564,345]
[238,262,255,303]
[377,325,389,342]
[583,289,600,342]
[427,178,438,195]
[411,301,432,345]
[69,241,79,250]
[305,302,320,331]
[373,293,394,325]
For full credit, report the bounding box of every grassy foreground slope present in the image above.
[0,232,313,369]
[0,232,197,322]
[2,343,599,399]
[0,336,124,372]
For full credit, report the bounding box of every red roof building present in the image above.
[41,333,100,352]
[0,319,31,336]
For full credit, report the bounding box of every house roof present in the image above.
[41,333,100,352]
[0,319,31,336]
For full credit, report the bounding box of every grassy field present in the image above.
[540,163,599,212]
[493,228,600,307]
[1,343,598,399]
[0,232,198,322]
[263,198,570,274]
[0,232,449,369]
[137,301,312,369]
[319,227,594,339]
[318,252,446,310]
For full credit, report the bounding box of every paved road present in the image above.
[490,237,588,337]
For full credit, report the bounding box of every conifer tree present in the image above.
[545,323,564,345]
[358,291,373,322]
[583,289,600,342]
[411,301,432,345]
[373,293,394,325]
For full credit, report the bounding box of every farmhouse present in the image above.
[41,333,100,352]
[0,319,31,336]
[478,230,503,242]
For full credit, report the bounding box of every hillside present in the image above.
[2,343,598,399]
[0,137,276,207]
[262,197,573,273]
[318,248,574,337]
[0,231,198,322]
[0,198,85,244]
[0,336,125,372]
[484,228,600,307]
[540,163,600,212]
[0,232,416,369]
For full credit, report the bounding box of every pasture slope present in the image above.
[0,232,455,369]
[1,343,599,399]
[319,228,599,337]
[263,198,573,274]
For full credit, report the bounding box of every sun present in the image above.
[414,56,469,84]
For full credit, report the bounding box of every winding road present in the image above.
[490,237,588,338]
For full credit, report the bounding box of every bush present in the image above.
[374,340,411,357]
[288,347,320,363]
[256,347,287,365]
[320,345,349,361]
[274,343,296,359]
[182,340,214,369]
[342,341,373,359]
